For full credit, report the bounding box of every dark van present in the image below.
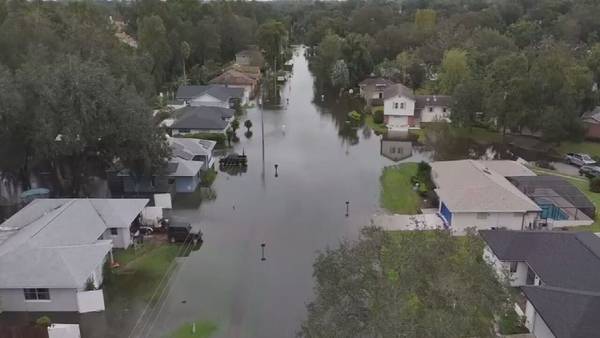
[167,222,202,244]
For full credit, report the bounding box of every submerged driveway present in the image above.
[135,47,430,338]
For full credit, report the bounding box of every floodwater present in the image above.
[132,47,429,338]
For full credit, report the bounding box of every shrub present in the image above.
[35,316,52,328]
[85,277,96,291]
[536,160,555,170]
[590,177,600,193]
[373,109,384,124]
[348,110,361,122]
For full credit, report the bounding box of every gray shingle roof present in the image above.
[169,137,216,160]
[359,77,394,86]
[480,230,600,292]
[0,198,148,288]
[383,83,415,100]
[415,95,451,109]
[522,286,600,338]
[170,106,233,131]
[175,85,243,101]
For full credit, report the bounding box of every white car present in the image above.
[565,153,596,167]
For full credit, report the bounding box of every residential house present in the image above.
[358,77,393,106]
[209,69,258,102]
[0,198,148,313]
[383,83,451,130]
[117,157,203,194]
[226,64,261,82]
[168,136,217,170]
[167,106,234,135]
[582,106,600,139]
[235,49,264,68]
[430,160,541,234]
[175,85,245,107]
[481,230,600,338]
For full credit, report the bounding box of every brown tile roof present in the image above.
[209,69,256,86]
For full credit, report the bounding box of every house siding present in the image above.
[175,175,200,193]
[445,211,537,235]
[525,301,556,338]
[0,288,79,312]
[421,105,451,122]
[482,246,528,286]
[100,228,131,249]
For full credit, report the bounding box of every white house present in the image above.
[0,198,148,313]
[382,83,451,130]
[169,137,217,170]
[480,230,600,338]
[430,160,541,234]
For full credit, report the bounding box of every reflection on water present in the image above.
[380,131,414,162]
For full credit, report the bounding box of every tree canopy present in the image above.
[300,227,511,338]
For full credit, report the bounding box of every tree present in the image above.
[244,119,253,132]
[137,15,172,87]
[231,119,240,132]
[451,78,484,128]
[180,41,191,85]
[257,20,287,68]
[414,9,436,35]
[313,33,343,89]
[330,59,349,91]
[438,49,470,95]
[300,227,510,337]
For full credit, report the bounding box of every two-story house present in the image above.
[383,83,451,130]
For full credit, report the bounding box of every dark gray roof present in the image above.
[170,106,233,131]
[383,83,415,100]
[359,77,394,86]
[415,95,451,108]
[508,175,595,217]
[522,286,600,338]
[175,85,244,101]
[480,230,600,292]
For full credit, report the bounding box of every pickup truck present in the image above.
[565,153,596,167]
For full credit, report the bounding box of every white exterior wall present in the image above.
[421,105,451,122]
[449,211,537,235]
[0,288,79,312]
[525,301,556,338]
[225,84,251,103]
[384,96,415,117]
[100,228,131,249]
[482,246,528,286]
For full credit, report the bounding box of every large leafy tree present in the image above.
[438,49,470,94]
[257,20,288,67]
[137,15,172,88]
[300,227,510,337]
[4,55,169,196]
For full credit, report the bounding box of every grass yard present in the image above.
[556,141,600,158]
[364,115,388,134]
[380,163,422,214]
[169,321,217,338]
[104,243,182,303]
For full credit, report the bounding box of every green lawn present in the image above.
[364,115,388,134]
[104,243,182,303]
[556,141,600,158]
[169,321,217,338]
[380,163,422,214]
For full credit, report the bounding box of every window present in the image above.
[429,107,433,112]
[509,262,518,273]
[110,228,118,236]
[24,288,50,301]
[476,212,489,219]
[390,147,396,154]
[393,102,399,109]
[443,107,447,113]
[168,178,175,184]
[400,102,405,109]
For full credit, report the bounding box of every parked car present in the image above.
[565,153,596,167]
[167,222,202,244]
[579,165,600,178]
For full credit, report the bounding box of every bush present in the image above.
[348,110,361,122]
[590,177,600,193]
[35,316,52,328]
[373,109,384,124]
[182,133,226,147]
[536,160,555,170]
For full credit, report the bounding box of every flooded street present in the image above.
[144,47,429,337]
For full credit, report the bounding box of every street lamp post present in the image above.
[274,164,279,177]
[261,243,266,261]
[345,201,350,217]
